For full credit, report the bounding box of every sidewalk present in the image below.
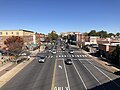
[82,49,120,73]
[0,48,44,88]
[70,45,120,73]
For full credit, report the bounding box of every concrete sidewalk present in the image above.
[0,48,44,88]
[70,45,120,73]
[82,49,120,73]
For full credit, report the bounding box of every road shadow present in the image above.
[89,78,120,90]
[114,71,120,76]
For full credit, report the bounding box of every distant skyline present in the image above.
[0,0,120,34]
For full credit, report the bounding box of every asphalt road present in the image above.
[1,45,120,90]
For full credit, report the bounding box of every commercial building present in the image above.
[0,29,39,50]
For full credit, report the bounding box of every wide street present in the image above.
[1,43,120,90]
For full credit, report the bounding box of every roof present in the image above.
[0,29,34,33]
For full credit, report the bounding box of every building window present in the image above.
[6,32,8,35]
[16,32,19,35]
[11,32,13,34]
[0,32,2,35]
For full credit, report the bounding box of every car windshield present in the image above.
[40,56,45,59]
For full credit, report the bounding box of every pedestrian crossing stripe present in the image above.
[56,59,92,61]
[46,55,88,58]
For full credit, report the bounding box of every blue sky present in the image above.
[0,0,120,34]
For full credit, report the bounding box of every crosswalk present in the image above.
[56,58,92,61]
[43,50,82,53]
[46,54,88,58]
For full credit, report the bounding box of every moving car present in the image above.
[38,56,46,63]
[65,59,72,65]
[52,50,56,54]
[69,50,74,54]
[61,46,65,51]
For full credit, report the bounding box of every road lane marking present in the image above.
[86,59,120,88]
[58,65,62,69]
[51,59,57,90]
[63,60,71,90]
[72,61,87,90]
[79,60,102,85]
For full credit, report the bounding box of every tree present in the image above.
[4,36,24,57]
[83,32,89,36]
[111,45,120,66]
[108,33,115,37]
[62,36,68,40]
[116,32,120,36]
[97,30,108,38]
[88,30,97,36]
[48,30,58,41]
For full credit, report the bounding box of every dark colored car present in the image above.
[38,56,46,63]
[65,59,72,65]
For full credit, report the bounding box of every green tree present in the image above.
[88,30,97,36]
[116,32,120,36]
[4,36,24,57]
[83,32,89,36]
[111,45,120,66]
[97,30,108,38]
[48,30,58,41]
[108,33,115,37]
[62,36,68,40]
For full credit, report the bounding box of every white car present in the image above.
[69,50,74,54]
[52,50,56,54]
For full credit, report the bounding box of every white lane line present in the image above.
[63,60,71,90]
[86,59,120,88]
[64,55,66,57]
[82,55,84,57]
[79,59,93,60]
[72,61,87,90]
[77,55,79,57]
[72,55,74,57]
[79,60,102,85]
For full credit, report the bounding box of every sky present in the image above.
[0,0,120,34]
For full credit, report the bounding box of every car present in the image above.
[48,49,51,52]
[52,50,56,54]
[61,46,65,51]
[65,59,72,65]
[69,50,74,54]
[38,56,46,63]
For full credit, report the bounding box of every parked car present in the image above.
[38,56,46,63]
[65,59,72,65]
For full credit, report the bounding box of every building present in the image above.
[97,38,120,59]
[0,29,36,50]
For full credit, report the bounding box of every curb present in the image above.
[82,50,120,73]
